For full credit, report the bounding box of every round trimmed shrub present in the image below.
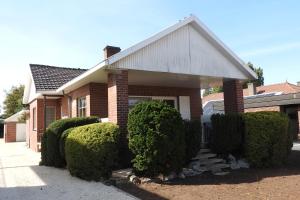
[243,111,291,167]
[128,100,185,177]
[65,123,119,181]
[59,127,75,163]
[40,117,99,168]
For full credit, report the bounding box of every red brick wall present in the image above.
[28,98,61,151]
[4,122,16,142]
[66,83,107,118]
[60,96,69,118]
[108,71,129,132]
[223,80,244,113]
[90,83,108,118]
[69,84,90,117]
[128,85,202,119]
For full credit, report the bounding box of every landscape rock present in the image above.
[178,172,186,179]
[129,175,141,184]
[238,159,250,168]
[163,172,177,181]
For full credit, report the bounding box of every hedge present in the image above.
[183,120,202,162]
[65,123,119,181]
[59,127,75,163]
[243,112,291,167]
[128,100,185,177]
[210,111,292,167]
[210,113,244,155]
[40,117,99,167]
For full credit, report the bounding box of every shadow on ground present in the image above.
[116,149,300,200]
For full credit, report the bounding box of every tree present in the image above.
[203,86,223,97]
[243,62,264,88]
[203,62,264,96]
[3,85,25,118]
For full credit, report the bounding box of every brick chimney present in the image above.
[247,82,256,96]
[103,45,121,59]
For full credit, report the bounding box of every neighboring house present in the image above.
[22,15,257,152]
[203,82,300,139]
[3,110,27,143]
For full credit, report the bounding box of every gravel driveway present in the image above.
[0,139,137,200]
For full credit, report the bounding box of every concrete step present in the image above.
[200,158,225,165]
[198,149,211,154]
[192,153,217,160]
[213,171,230,176]
[209,163,230,171]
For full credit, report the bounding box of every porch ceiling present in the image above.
[58,68,223,93]
[128,70,222,89]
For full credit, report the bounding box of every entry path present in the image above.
[0,139,137,200]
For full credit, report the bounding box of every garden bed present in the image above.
[116,148,300,200]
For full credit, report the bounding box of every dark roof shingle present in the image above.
[30,64,87,91]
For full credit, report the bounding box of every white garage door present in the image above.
[16,123,26,142]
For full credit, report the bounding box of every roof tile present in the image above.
[30,64,87,91]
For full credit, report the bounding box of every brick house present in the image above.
[22,15,257,151]
[203,82,300,139]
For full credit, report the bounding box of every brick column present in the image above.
[107,70,130,166]
[223,80,244,113]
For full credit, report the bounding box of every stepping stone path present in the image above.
[186,148,230,176]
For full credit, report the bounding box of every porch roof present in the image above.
[57,15,257,94]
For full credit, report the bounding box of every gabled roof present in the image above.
[4,110,26,123]
[107,15,257,79]
[30,64,87,91]
[202,82,300,104]
[57,15,257,93]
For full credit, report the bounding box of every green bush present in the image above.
[128,101,185,177]
[183,120,202,162]
[65,123,119,181]
[243,112,291,167]
[210,113,244,155]
[40,117,99,167]
[59,128,75,163]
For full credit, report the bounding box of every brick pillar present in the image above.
[107,70,130,166]
[223,80,244,113]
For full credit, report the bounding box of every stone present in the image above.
[163,172,177,181]
[178,172,186,179]
[238,159,250,168]
[228,154,236,163]
[182,168,202,177]
[129,175,141,185]
[213,171,230,176]
[192,153,217,160]
[198,149,211,154]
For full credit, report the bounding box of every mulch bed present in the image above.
[116,150,300,200]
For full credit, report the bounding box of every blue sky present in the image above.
[0,0,299,113]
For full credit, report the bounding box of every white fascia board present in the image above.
[56,60,107,92]
[23,68,35,104]
[191,16,257,80]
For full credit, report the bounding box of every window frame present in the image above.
[45,106,56,128]
[77,97,87,117]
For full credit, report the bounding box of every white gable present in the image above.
[111,23,248,79]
